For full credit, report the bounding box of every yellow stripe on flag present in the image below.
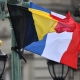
[29,8,58,40]
[49,21,58,33]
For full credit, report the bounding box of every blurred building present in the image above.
[0,0,80,80]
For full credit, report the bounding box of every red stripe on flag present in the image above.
[50,12,76,33]
[60,23,80,69]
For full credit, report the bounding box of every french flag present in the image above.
[24,12,80,69]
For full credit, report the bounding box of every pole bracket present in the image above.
[11,46,27,62]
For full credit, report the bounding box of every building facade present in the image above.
[0,0,80,80]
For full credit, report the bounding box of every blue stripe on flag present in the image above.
[24,34,47,55]
[30,2,51,13]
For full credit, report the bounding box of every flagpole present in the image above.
[7,0,30,80]
[22,0,30,8]
[10,0,30,80]
[11,24,22,80]
[10,6,22,80]
[7,1,22,80]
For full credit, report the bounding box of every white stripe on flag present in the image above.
[42,32,73,62]
[51,11,66,19]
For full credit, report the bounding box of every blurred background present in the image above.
[0,0,80,80]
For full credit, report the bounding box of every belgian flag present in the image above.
[7,3,57,49]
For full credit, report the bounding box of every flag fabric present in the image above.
[25,23,80,69]
[30,2,51,13]
[7,4,38,49]
[29,2,66,19]
[7,3,58,48]
[7,3,80,69]
[50,12,76,33]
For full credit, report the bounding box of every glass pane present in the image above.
[63,65,68,77]
[54,64,62,77]
[49,65,54,77]
[0,61,4,74]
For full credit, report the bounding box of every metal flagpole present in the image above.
[8,0,30,80]
[0,0,30,80]
[7,0,22,80]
